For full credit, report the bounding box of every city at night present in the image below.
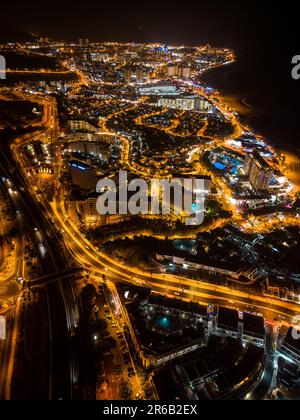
[1,0,300,408]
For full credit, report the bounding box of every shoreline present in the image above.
[200,65,300,188]
[200,61,298,145]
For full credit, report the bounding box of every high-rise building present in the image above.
[68,120,97,133]
[167,64,191,79]
[76,196,101,225]
[69,197,131,227]
[136,68,144,84]
[65,141,110,160]
[179,66,191,79]
[243,151,273,191]
[167,64,179,77]
[124,68,132,84]
[243,154,253,176]
[69,160,98,191]
[280,327,300,365]
[79,38,89,47]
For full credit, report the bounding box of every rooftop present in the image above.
[243,313,265,337]
[218,307,239,331]
[283,327,300,354]
[148,292,208,317]
[69,160,94,172]
[251,150,271,170]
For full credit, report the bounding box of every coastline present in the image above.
[200,62,300,188]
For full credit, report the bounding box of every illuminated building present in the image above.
[243,151,273,190]
[241,313,265,348]
[170,174,212,193]
[124,68,132,84]
[69,160,98,191]
[158,95,213,111]
[156,253,239,278]
[67,196,131,227]
[167,64,179,77]
[68,120,97,133]
[179,65,191,79]
[79,38,89,46]
[136,67,144,84]
[243,153,253,175]
[280,327,300,365]
[65,141,110,160]
[138,84,178,96]
[167,64,191,79]
[217,307,239,338]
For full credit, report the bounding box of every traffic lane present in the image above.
[99,292,135,400]
[94,300,119,400]
[0,168,58,274]
[2,141,65,246]
[107,283,141,398]
[55,199,300,323]
[0,151,66,273]
[1,99,87,399]
[57,203,300,312]
[68,236,300,322]
[45,281,73,400]
[0,180,76,399]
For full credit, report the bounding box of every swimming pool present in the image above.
[214,162,227,170]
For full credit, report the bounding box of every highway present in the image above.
[0,106,90,399]
[52,198,300,324]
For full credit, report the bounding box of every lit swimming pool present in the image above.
[214,162,227,170]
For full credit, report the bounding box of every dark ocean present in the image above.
[201,48,300,153]
[194,3,300,154]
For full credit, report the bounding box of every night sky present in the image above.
[0,1,296,48]
[2,0,300,146]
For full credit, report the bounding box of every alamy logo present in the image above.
[291,315,300,340]
[96,171,210,226]
[0,55,6,80]
[292,55,300,80]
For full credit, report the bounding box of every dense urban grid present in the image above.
[0,34,300,401]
